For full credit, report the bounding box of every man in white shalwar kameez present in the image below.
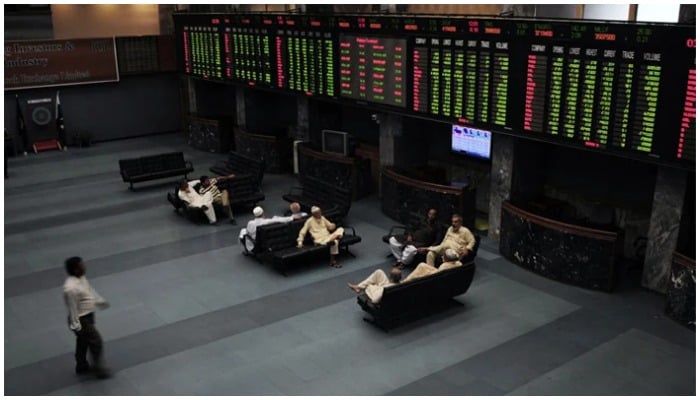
[178,180,216,224]
[239,206,301,252]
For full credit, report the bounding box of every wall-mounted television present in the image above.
[322,129,350,156]
[451,124,492,160]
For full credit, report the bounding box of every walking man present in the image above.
[63,256,111,379]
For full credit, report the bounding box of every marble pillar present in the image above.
[642,167,688,293]
[296,96,310,141]
[235,86,246,129]
[379,113,402,167]
[488,134,515,239]
[186,77,197,115]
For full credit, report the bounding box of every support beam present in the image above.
[235,86,246,129]
[488,134,515,239]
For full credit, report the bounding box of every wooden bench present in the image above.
[119,152,193,190]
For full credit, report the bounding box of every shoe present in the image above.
[75,364,91,375]
[93,368,112,379]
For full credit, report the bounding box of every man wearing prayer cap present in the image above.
[297,206,345,268]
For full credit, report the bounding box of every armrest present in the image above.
[241,233,256,255]
[343,226,357,237]
[388,225,409,237]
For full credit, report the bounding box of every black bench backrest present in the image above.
[226,152,265,184]
[119,158,142,180]
[161,152,187,170]
[299,175,352,216]
[254,222,293,253]
[119,152,188,178]
[379,263,476,313]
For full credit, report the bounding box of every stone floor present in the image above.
[4,134,695,395]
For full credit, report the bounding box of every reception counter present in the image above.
[297,143,372,200]
[499,200,620,291]
[666,252,695,330]
[381,167,476,229]
[234,128,291,173]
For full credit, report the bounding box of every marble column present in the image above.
[488,134,515,239]
[235,86,246,129]
[642,167,688,293]
[379,113,402,167]
[296,96,310,141]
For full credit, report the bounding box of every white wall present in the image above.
[51,4,160,39]
[637,4,681,23]
[583,4,631,21]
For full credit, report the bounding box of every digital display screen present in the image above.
[452,124,492,159]
[275,18,336,97]
[338,34,406,107]
[227,26,272,85]
[178,17,223,80]
[513,21,694,166]
[174,13,695,169]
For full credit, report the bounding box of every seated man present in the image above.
[297,206,345,268]
[403,249,462,282]
[192,174,237,225]
[239,206,300,252]
[388,208,440,269]
[177,180,216,224]
[418,214,475,266]
[289,202,308,219]
[347,267,402,304]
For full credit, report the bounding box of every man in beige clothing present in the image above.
[297,206,345,267]
[347,267,402,303]
[403,248,463,282]
[418,214,475,266]
[348,249,462,303]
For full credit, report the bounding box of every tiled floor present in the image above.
[4,134,696,395]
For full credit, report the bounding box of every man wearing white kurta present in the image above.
[347,267,403,303]
[178,180,216,224]
[239,206,298,252]
[63,256,111,378]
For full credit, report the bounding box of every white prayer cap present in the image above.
[253,206,264,217]
[444,249,460,261]
[311,206,321,214]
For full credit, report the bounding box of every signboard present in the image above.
[5,38,119,90]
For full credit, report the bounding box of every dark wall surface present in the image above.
[5,73,182,143]
[244,89,297,136]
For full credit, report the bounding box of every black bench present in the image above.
[166,184,229,224]
[242,216,361,275]
[119,152,193,190]
[282,175,352,221]
[357,261,476,331]
[217,174,265,210]
[166,176,265,222]
[210,151,266,186]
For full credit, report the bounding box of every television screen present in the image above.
[322,130,348,156]
[451,124,492,160]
